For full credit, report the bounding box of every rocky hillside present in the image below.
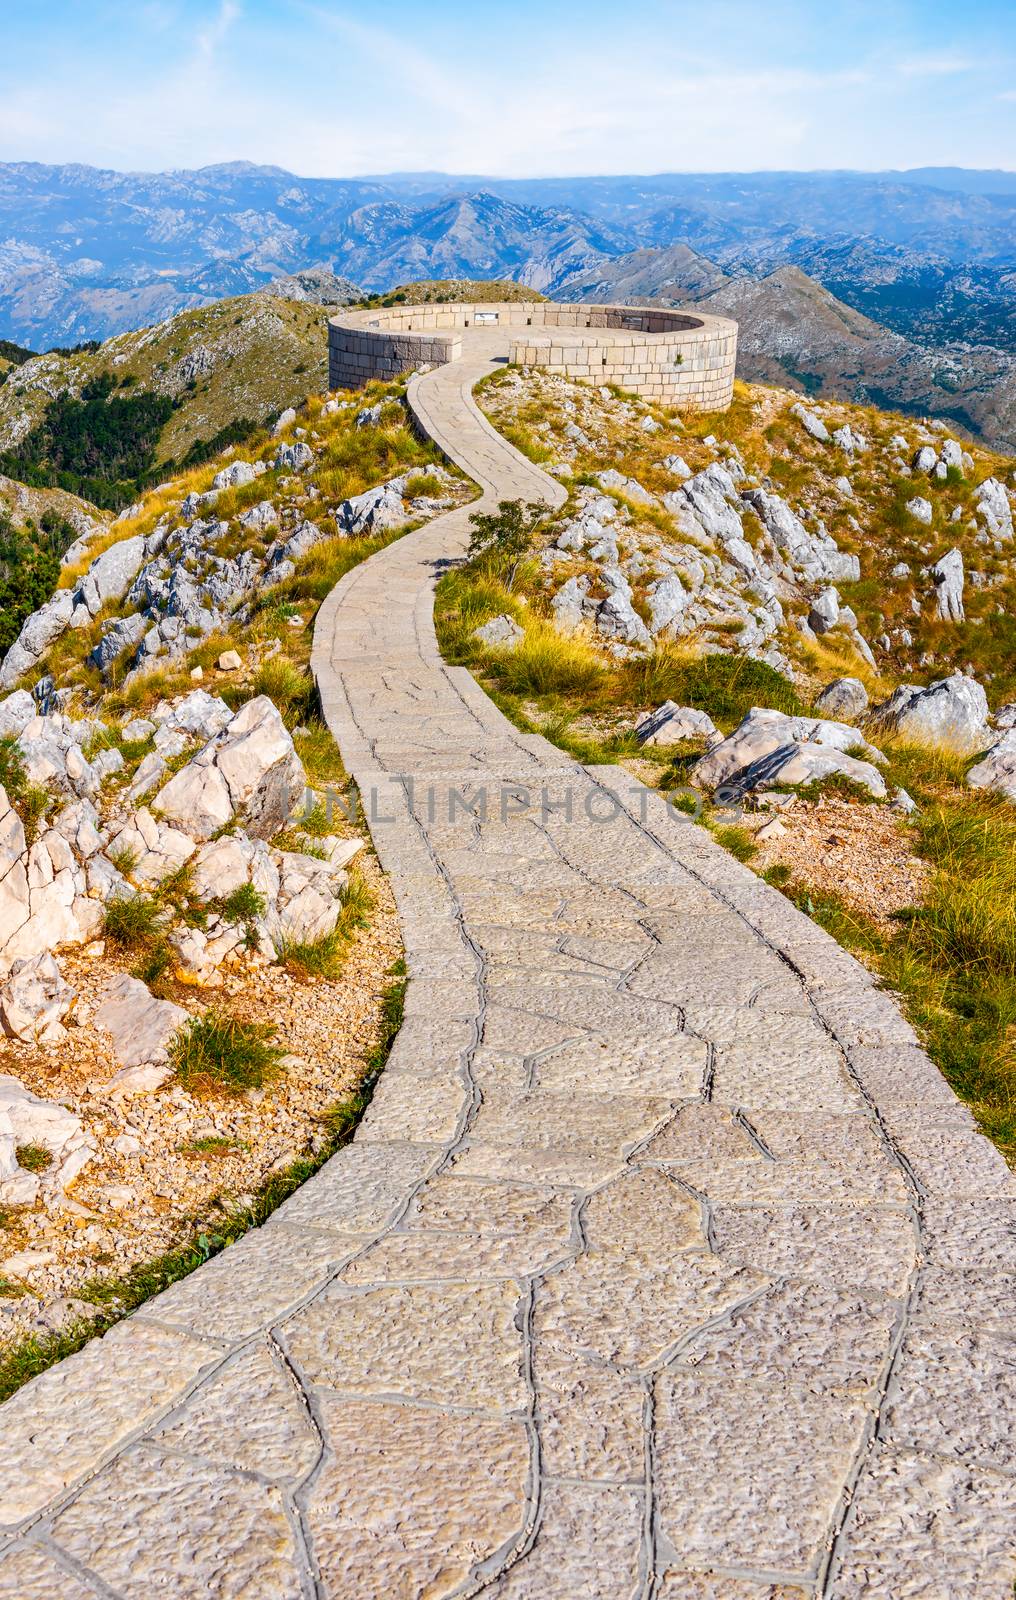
[476,368,1016,704]
[556,253,1016,455]
[0,383,469,1358]
[0,292,341,507]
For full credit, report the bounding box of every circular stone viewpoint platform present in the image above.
[328,299,739,410]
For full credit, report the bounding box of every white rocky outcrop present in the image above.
[693,708,886,799]
[0,1074,94,1203]
[871,674,991,753]
[0,953,76,1046]
[155,695,306,841]
[975,478,1013,541]
[474,614,524,650]
[95,975,188,1095]
[635,703,719,747]
[931,548,965,622]
[967,730,1016,802]
[790,404,830,443]
[814,678,869,722]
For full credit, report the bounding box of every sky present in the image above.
[3,0,1015,177]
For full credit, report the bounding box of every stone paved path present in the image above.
[0,339,1014,1597]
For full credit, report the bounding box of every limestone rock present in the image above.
[274,441,314,473]
[872,674,991,753]
[551,576,588,635]
[693,707,886,798]
[906,497,933,526]
[975,478,1013,540]
[967,729,1016,802]
[790,403,830,443]
[646,575,686,635]
[217,650,243,672]
[0,589,75,689]
[94,974,188,1083]
[238,500,279,533]
[0,1074,93,1199]
[271,408,297,436]
[106,809,196,888]
[815,678,869,722]
[808,587,840,634]
[595,469,654,505]
[931,548,965,622]
[635,703,719,747]
[0,954,75,1045]
[156,697,306,842]
[337,482,406,537]
[212,460,259,492]
[474,614,524,651]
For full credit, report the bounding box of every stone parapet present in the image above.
[328,300,738,411]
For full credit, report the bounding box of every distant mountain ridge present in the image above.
[4,161,1016,352]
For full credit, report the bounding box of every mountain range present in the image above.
[3,161,1016,452]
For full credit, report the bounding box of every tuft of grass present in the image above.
[103,892,163,948]
[180,1135,246,1158]
[218,882,266,924]
[108,843,140,877]
[488,622,607,700]
[709,823,759,863]
[15,1144,50,1174]
[169,1010,284,1096]
[249,657,315,725]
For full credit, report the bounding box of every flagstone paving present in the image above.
[0,333,1014,1596]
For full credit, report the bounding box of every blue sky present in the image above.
[4,0,1015,176]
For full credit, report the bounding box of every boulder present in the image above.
[90,613,148,675]
[967,729,1016,802]
[551,576,588,635]
[646,575,687,635]
[78,536,146,611]
[635,702,719,747]
[808,587,840,634]
[931,547,965,622]
[741,489,859,583]
[274,441,314,472]
[995,704,1016,732]
[814,678,869,722]
[188,832,279,903]
[913,446,939,474]
[157,696,305,842]
[217,649,243,672]
[693,707,885,796]
[106,808,197,887]
[871,674,991,753]
[790,403,830,443]
[337,483,406,537]
[976,478,1014,541]
[272,408,297,436]
[0,691,38,741]
[595,468,654,505]
[0,1074,94,1200]
[154,688,233,741]
[662,455,691,480]
[94,974,188,1089]
[906,497,933,525]
[0,589,75,689]
[153,760,234,841]
[474,614,524,651]
[596,590,651,647]
[212,460,258,492]
[239,500,279,532]
[0,954,76,1045]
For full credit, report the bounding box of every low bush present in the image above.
[169,1011,284,1095]
[103,892,162,948]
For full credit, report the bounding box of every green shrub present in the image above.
[467,499,546,590]
[15,1144,50,1174]
[169,1011,284,1095]
[103,893,162,948]
[218,883,267,925]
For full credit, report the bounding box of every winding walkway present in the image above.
[0,341,1013,1597]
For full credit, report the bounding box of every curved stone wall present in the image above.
[328,300,738,411]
